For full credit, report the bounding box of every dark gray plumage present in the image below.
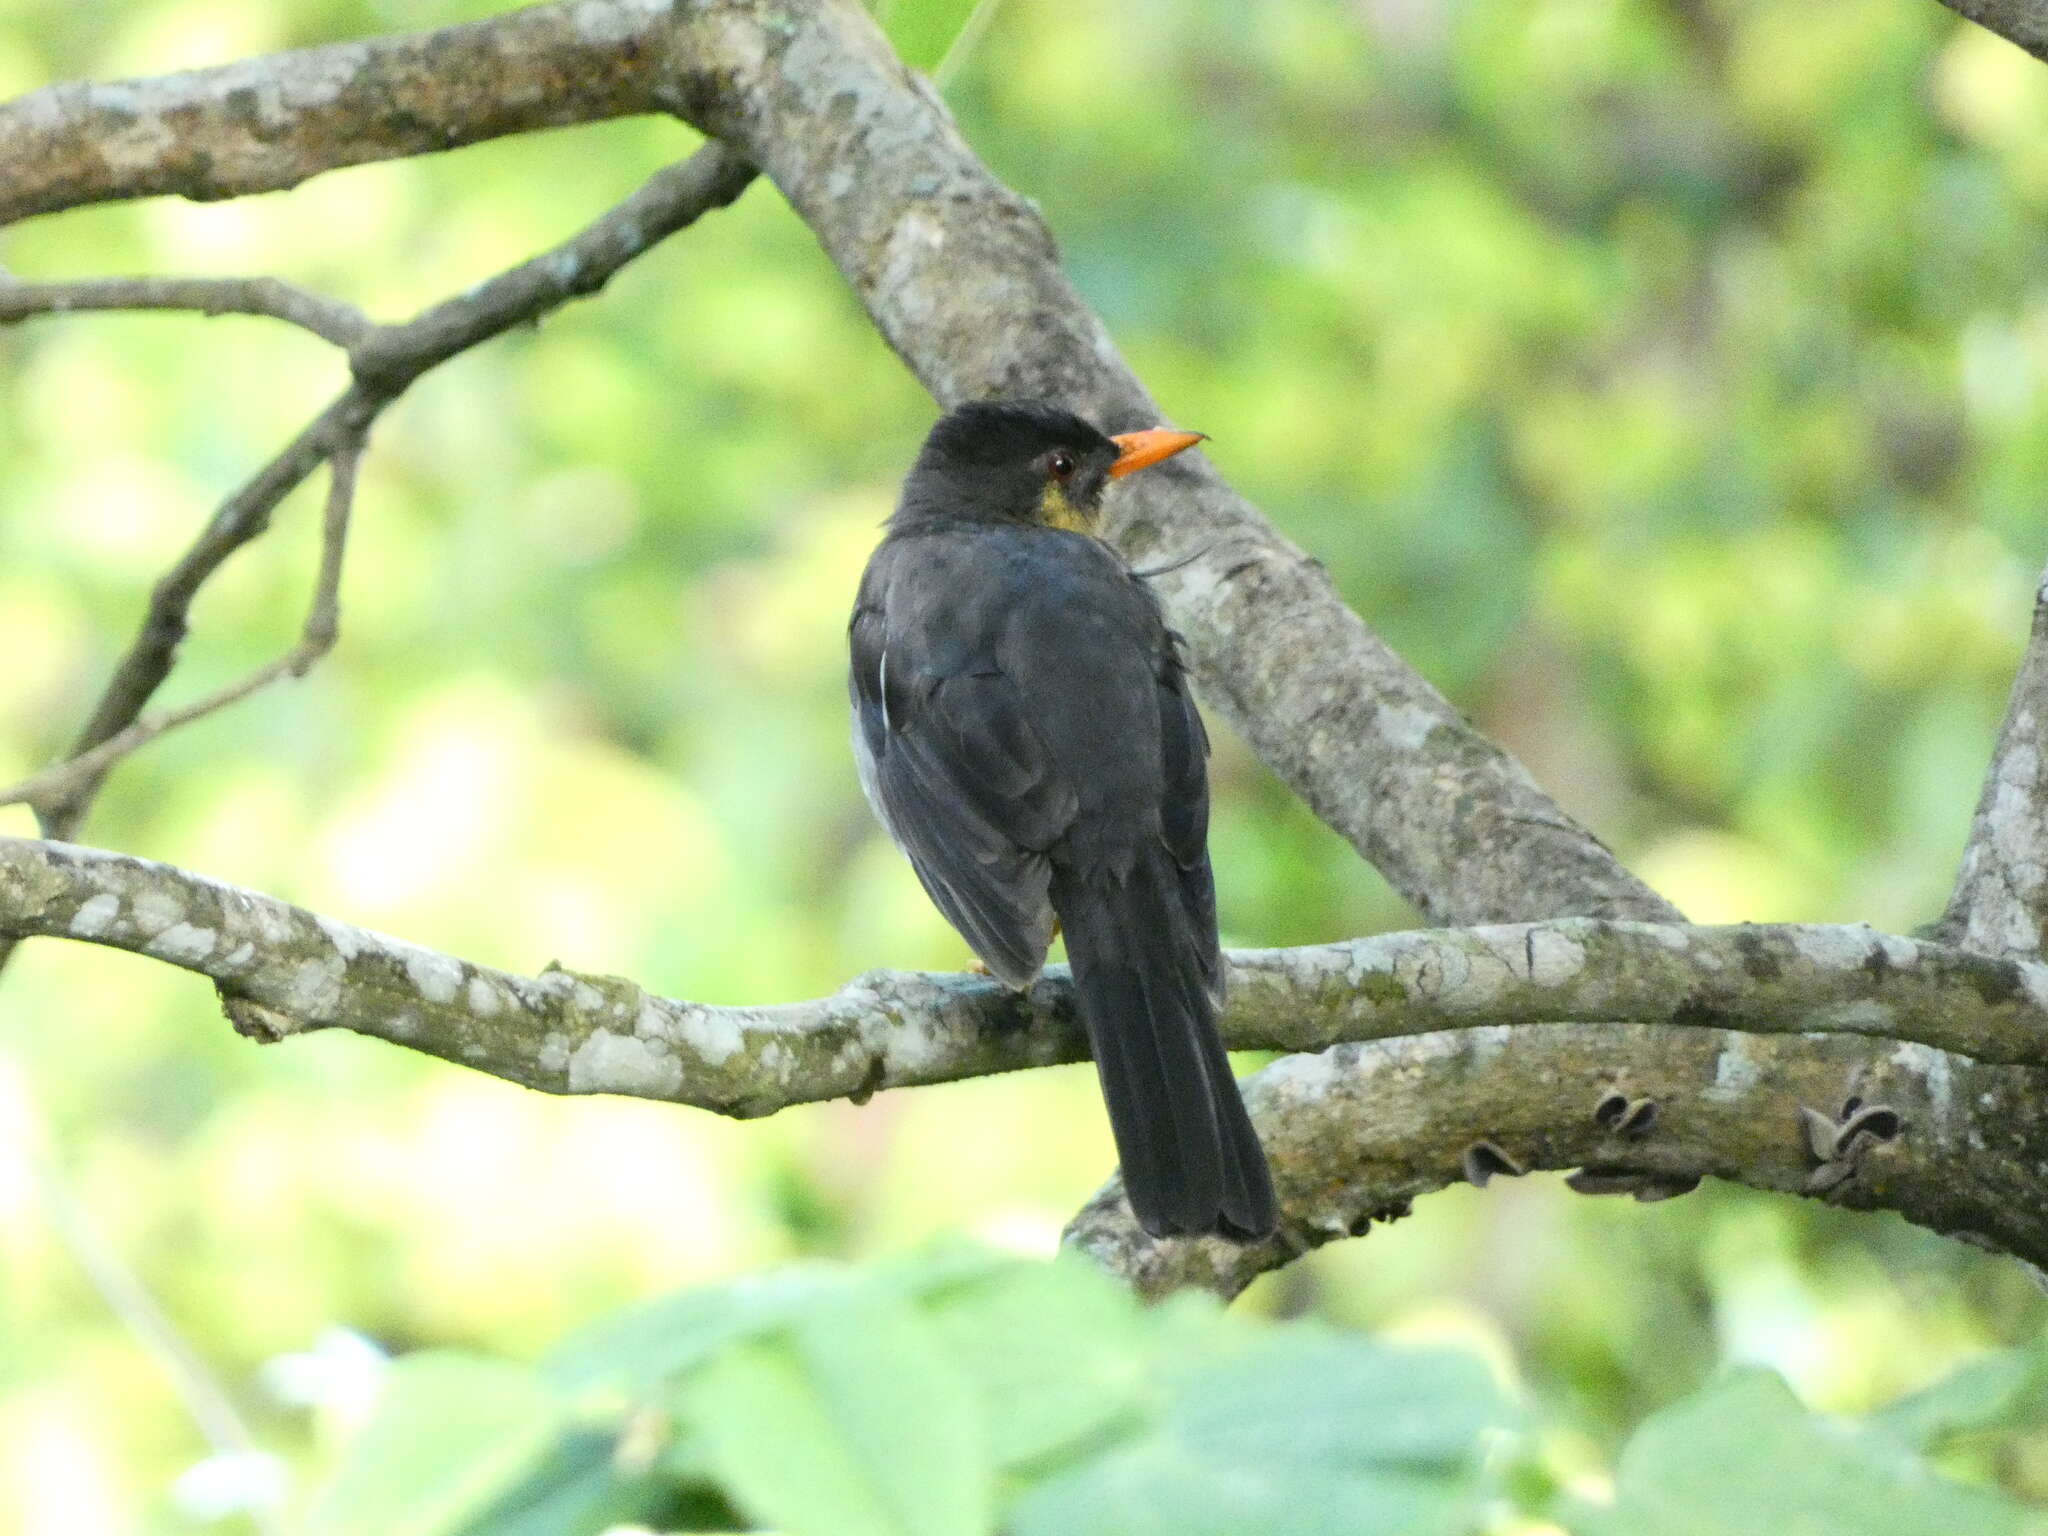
[848,400,1275,1240]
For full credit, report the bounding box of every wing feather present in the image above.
[851,598,1065,988]
[1155,636,1223,1003]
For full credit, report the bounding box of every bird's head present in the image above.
[897,399,1206,533]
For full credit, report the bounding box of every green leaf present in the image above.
[545,1263,851,1398]
[1579,1368,2048,1536]
[306,1352,560,1536]
[454,1430,675,1536]
[1011,1443,1472,1536]
[677,1285,994,1536]
[1159,1327,1517,1472]
[1008,1327,1513,1536]
[1868,1346,2048,1451]
[926,1255,1149,1473]
[547,1245,1011,1400]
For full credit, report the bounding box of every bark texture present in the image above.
[0,2,677,222]
[6,835,2048,1296]
[1069,1025,2048,1300]
[1943,567,2048,958]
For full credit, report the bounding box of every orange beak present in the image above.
[1108,427,1207,479]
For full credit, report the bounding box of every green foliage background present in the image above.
[3,0,2048,1528]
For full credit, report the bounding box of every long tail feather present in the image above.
[1055,856,1275,1239]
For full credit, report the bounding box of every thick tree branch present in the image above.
[1066,1026,2048,1300]
[6,0,2041,219]
[5,836,2045,1283]
[1942,563,2048,958]
[0,2,680,225]
[1942,0,2048,62]
[663,0,1675,927]
[10,833,2048,1074]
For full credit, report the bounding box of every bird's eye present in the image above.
[1049,450,1076,480]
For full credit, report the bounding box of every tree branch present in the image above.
[24,387,377,843]
[5,836,2045,1282]
[8,833,2048,1075]
[1941,0,2048,63]
[345,142,755,391]
[670,0,1678,927]
[1065,1025,2048,1300]
[7,0,2041,220]
[2,141,753,855]
[0,2,681,225]
[0,437,361,814]
[1941,562,2048,958]
[0,273,372,347]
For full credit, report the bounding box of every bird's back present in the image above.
[847,399,1273,1238]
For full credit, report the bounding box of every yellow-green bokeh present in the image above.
[4,0,2047,1527]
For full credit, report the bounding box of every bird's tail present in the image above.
[1054,854,1276,1240]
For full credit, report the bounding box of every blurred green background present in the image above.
[4,0,2048,1528]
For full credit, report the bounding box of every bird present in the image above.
[847,398,1276,1240]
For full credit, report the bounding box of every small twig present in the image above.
[348,143,755,391]
[10,142,754,846]
[28,389,376,842]
[299,433,360,661]
[0,273,372,350]
[0,437,362,814]
[0,143,754,987]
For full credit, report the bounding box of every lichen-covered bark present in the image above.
[1943,567,2048,958]
[1066,1026,2048,1300]
[1230,920,2048,1065]
[1941,0,2048,62]
[9,833,2048,1282]
[0,838,1089,1112]
[0,1,680,224]
[15,835,2048,1082]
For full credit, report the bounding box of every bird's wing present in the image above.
[989,585,1223,1003]
[1155,635,1225,1003]
[850,585,1073,987]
